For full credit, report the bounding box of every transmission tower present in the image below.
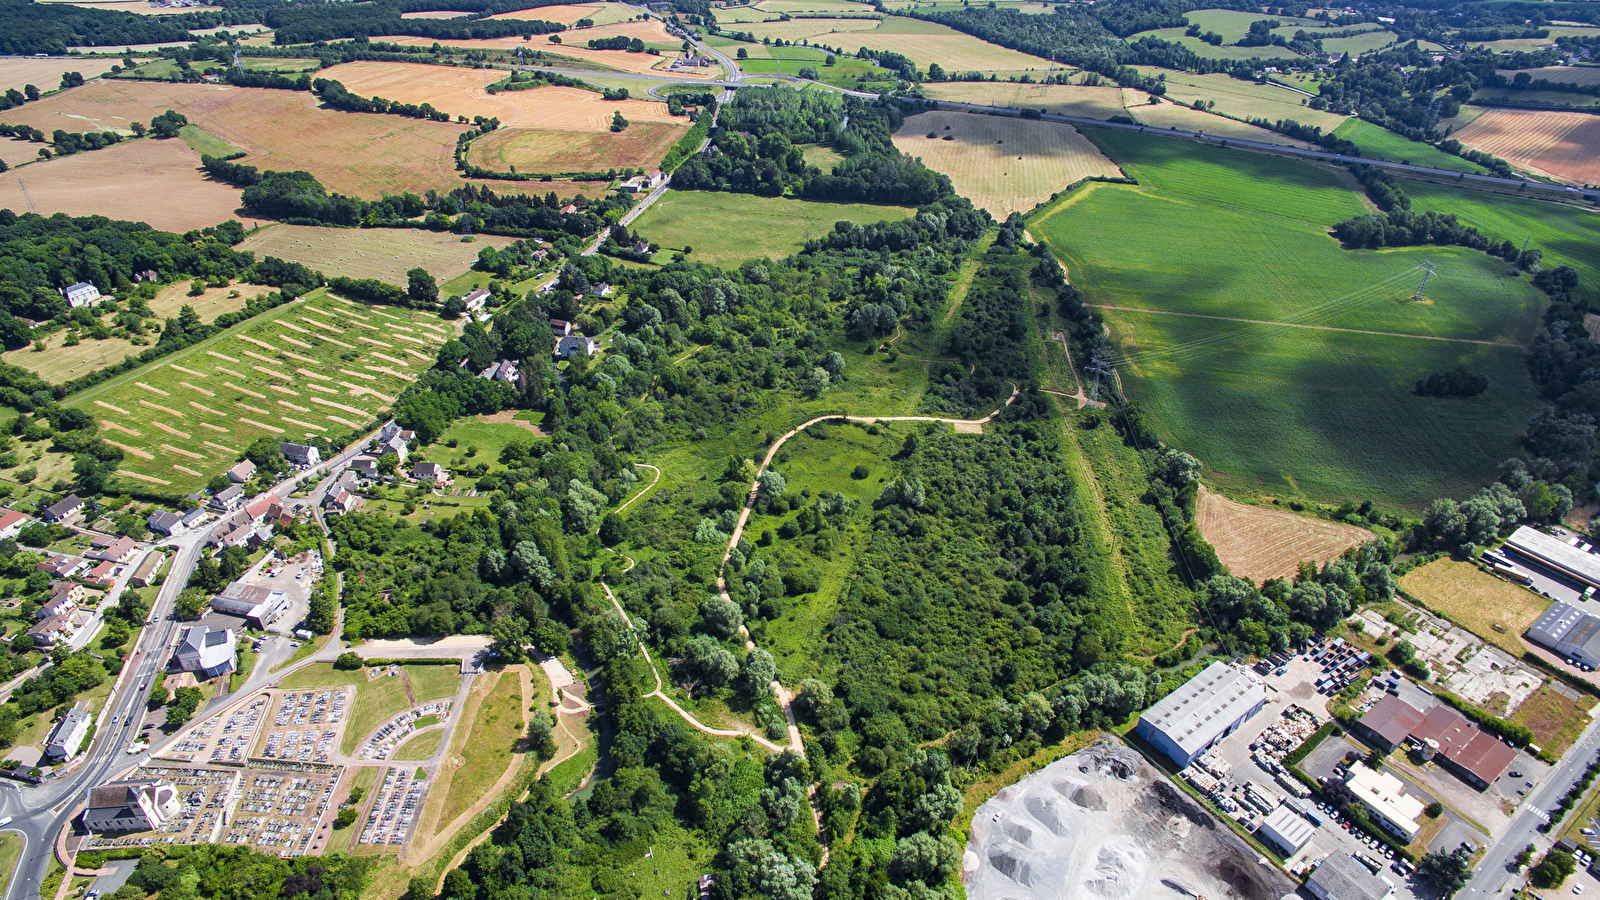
[1084,356,1114,405]
[456,197,472,237]
[1424,95,1440,133]
[1412,259,1436,302]
[516,45,525,67]
[16,180,38,214]
[232,43,243,75]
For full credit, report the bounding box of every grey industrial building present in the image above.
[1305,852,1395,900]
[1256,803,1316,856]
[1528,599,1600,669]
[1134,661,1267,768]
[1505,526,1600,590]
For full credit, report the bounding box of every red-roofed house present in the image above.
[0,509,30,539]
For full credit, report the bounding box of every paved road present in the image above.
[1,424,386,900]
[1464,714,1600,898]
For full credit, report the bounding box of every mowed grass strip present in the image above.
[1398,558,1549,655]
[66,290,452,493]
[891,111,1121,216]
[632,191,915,267]
[436,668,528,828]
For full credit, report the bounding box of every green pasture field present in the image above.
[1032,129,1550,508]
[1469,88,1600,110]
[243,57,322,73]
[1134,67,1347,133]
[1468,25,1600,52]
[1404,182,1600,305]
[1179,8,1325,38]
[1132,28,1298,62]
[1320,30,1401,55]
[177,123,242,157]
[881,0,1054,11]
[631,191,915,268]
[436,415,545,463]
[733,44,894,88]
[1333,119,1486,174]
[64,289,455,495]
[800,142,845,170]
[1037,130,1544,343]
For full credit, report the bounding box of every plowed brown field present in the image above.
[1453,108,1600,184]
[467,121,686,173]
[1196,486,1373,584]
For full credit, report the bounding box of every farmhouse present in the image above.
[1504,526,1600,590]
[1528,599,1600,668]
[42,494,85,523]
[281,442,321,468]
[1343,763,1424,842]
[556,335,601,359]
[479,359,520,382]
[209,484,245,512]
[550,318,574,336]
[1256,803,1315,856]
[212,583,290,629]
[130,551,166,588]
[174,625,237,679]
[463,287,491,313]
[147,510,186,536]
[62,282,101,308]
[1305,851,1394,900]
[0,509,30,539]
[1134,661,1266,767]
[226,460,257,484]
[45,707,92,761]
[84,779,181,834]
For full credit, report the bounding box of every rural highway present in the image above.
[0,425,386,900]
[1462,716,1600,898]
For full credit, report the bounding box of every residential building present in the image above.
[37,584,81,619]
[378,420,402,443]
[36,555,83,579]
[244,495,282,524]
[63,282,101,307]
[226,460,257,483]
[559,203,578,215]
[209,484,245,512]
[88,536,138,564]
[84,779,181,833]
[174,625,237,679]
[42,494,85,523]
[147,510,186,536]
[350,457,379,479]
[323,487,360,515]
[84,560,118,587]
[26,611,76,647]
[1134,661,1267,767]
[0,509,30,539]
[45,708,92,761]
[1305,851,1395,900]
[1528,599,1600,668]
[1343,763,1425,842]
[1256,803,1315,856]
[462,287,491,313]
[412,462,450,486]
[281,442,321,468]
[129,551,166,588]
[479,359,520,382]
[380,435,408,462]
[555,335,601,359]
[550,318,574,336]
[180,507,208,529]
[212,583,290,629]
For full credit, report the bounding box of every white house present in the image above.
[281,442,321,468]
[174,625,237,679]
[45,708,92,761]
[0,509,30,539]
[63,282,101,308]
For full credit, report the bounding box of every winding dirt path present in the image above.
[614,462,662,516]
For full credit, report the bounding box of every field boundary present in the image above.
[1086,304,1525,347]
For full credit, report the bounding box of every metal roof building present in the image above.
[1527,599,1600,669]
[1256,803,1315,856]
[1306,852,1395,900]
[1344,763,1425,842]
[1134,661,1266,768]
[1505,525,1600,589]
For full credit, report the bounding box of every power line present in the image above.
[1084,355,1113,404]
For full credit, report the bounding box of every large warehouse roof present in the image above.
[1506,526,1600,588]
[1258,804,1315,853]
[1138,661,1265,761]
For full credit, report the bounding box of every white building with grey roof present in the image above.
[1134,661,1266,767]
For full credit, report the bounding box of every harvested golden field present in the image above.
[149,282,270,320]
[920,82,1123,119]
[0,58,119,93]
[467,121,686,173]
[1454,108,1600,184]
[1129,98,1310,146]
[741,17,882,43]
[237,225,515,285]
[1195,487,1373,585]
[315,64,679,129]
[0,80,474,197]
[569,18,676,44]
[490,2,634,24]
[812,16,1055,75]
[0,138,243,231]
[378,35,716,77]
[1399,557,1549,655]
[892,111,1120,216]
[1498,65,1600,86]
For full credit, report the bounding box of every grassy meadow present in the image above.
[632,192,915,267]
[1332,119,1487,174]
[1031,128,1549,509]
[64,290,455,494]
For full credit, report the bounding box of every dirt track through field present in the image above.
[224,382,268,400]
[204,441,235,454]
[139,400,183,417]
[174,464,204,478]
[326,414,362,428]
[153,421,191,439]
[282,417,326,432]
[135,382,170,396]
[123,471,171,485]
[1196,486,1373,584]
[103,422,141,436]
[161,443,204,460]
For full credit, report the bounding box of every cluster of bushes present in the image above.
[1414,366,1488,398]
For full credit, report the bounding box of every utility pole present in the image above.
[1085,356,1113,404]
[1413,259,1436,302]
